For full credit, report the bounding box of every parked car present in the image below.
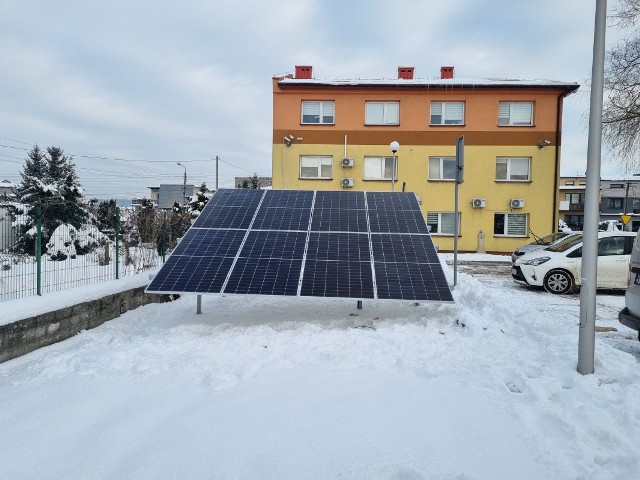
[512,231,636,294]
[599,220,623,232]
[511,231,575,263]
[618,230,640,341]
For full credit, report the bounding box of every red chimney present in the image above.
[440,66,454,79]
[295,65,313,79]
[398,67,414,80]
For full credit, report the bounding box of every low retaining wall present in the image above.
[0,287,175,363]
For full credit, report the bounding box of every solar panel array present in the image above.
[146,189,453,302]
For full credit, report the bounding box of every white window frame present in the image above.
[365,102,399,125]
[430,102,464,125]
[426,212,460,236]
[363,156,396,180]
[301,101,335,124]
[428,156,457,181]
[494,213,528,237]
[299,156,333,179]
[498,102,533,126]
[496,157,531,181]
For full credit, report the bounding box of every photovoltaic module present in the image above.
[146,189,453,302]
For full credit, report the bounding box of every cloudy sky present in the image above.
[0,0,626,199]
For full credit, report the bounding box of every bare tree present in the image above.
[603,0,640,168]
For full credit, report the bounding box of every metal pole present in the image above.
[625,181,630,214]
[215,155,219,191]
[454,179,459,287]
[36,200,42,296]
[578,0,607,375]
[115,207,120,280]
[392,153,396,192]
[183,169,186,205]
[197,294,202,314]
[453,136,464,288]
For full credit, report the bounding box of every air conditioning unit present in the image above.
[472,198,486,208]
[342,157,354,167]
[510,199,525,209]
[342,178,354,188]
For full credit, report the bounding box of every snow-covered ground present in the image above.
[1,254,639,480]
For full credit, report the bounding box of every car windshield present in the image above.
[546,234,583,253]
[531,232,567,246]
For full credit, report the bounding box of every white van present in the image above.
[619,230,640,341]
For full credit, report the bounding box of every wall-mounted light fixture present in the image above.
[537,139,551,149]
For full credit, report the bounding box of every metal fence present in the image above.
[0,202,173,302]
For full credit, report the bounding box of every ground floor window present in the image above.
[494,213,527,236]
[364,156,396,180]
[564,215,584,231]
[426,212,460,235]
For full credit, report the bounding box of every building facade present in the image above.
[559,176,640,232]
[272,66,578,253]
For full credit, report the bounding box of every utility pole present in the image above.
[177,162,187,205]
[215,155,219,191]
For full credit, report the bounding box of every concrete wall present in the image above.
[0,287,175,363]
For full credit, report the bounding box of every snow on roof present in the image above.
[278,76,579,91]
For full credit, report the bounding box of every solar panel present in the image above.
[147,188,453,303]
[310,208,368,232]
[251,207,311,231]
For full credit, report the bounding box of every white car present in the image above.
[511,231,576,263]
[619,230,640,341]
[512,231,636,294]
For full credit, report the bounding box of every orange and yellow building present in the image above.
[272,65,578,253]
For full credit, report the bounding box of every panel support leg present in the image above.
[197,295,202,314]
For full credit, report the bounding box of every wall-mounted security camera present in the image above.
[537,139,552,149]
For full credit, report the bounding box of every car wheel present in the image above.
[543,269,574,294]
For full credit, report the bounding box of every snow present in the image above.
[279,76,578,89]
[1,255,639,479]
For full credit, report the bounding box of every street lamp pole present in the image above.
[389,141,399,192]
[177,162,187,205]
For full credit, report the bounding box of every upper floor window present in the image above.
[494,213,528,237]
[566,193,585,204]
[430,102,464,125]
[496,157,530,181]
[607,198,624,209]
[498,102,533,126]
[428,157,456,180]
[426,212,460,235]
[564,180,575,185]
[301,101,334,124]
[365,102,399,125]
[610,183,625,189]
[364,156,396,180]
[300,156,332,179]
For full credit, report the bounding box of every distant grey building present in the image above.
[156,184,196,209]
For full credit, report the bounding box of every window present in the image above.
[427,212,460,235]
[498,102,533,126]
[301,101,334,124]
[494,213,527,236]
[300,156,332,179]
[364,156,396,180]
[496,157,530,181]
[607,198,624,209]
[430,102,464,125]
[365,102,399,125]
[565,180,575,185]
[610,183,625,189]
[428,157,456,180]
[565,215,584,230]
[565,193,585,204]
